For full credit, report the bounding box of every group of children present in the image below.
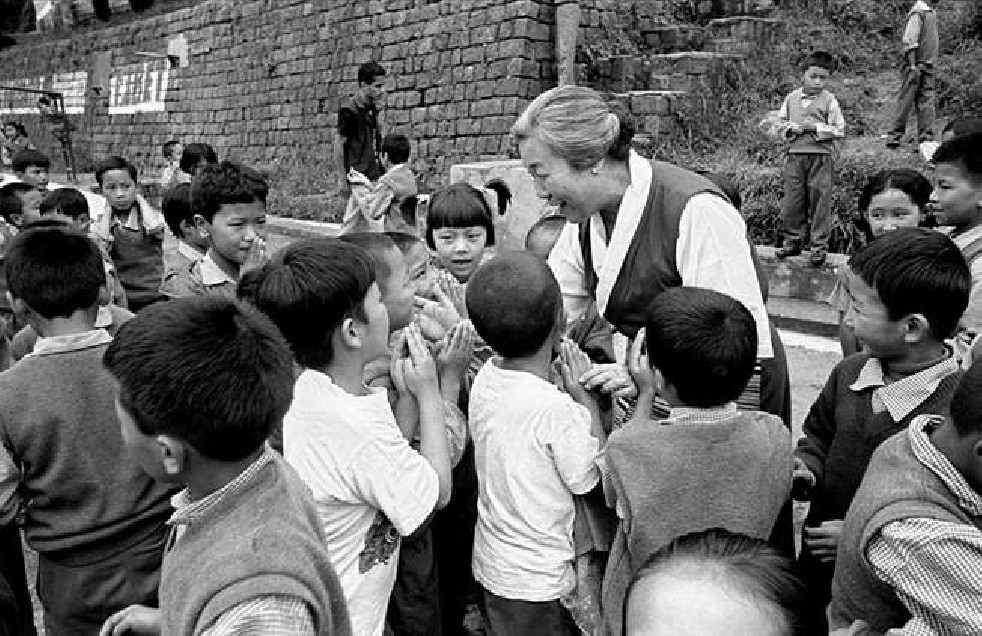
[0,115,980,636]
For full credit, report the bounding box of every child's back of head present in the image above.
[381,134,411,165]
[848,227,969,343]
[179,142,218,176]
[5,225,104,321]
[524,214,566,260]
[625,528,818,636]
[645,287,758,408]
[161,183,193,238]
[466,250,561,359]
[238,237,376,370]
[39,188,90,233]
[104,296,295,465]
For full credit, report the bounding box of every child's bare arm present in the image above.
[403,324,452,509]
[560,340,606,445]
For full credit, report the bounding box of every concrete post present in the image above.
[556,1,581,86]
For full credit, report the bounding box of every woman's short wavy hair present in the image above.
[512,85,635,171]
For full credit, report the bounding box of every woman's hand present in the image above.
[559,341,596,408]
[579,362,638,399]
[626,328,654,398]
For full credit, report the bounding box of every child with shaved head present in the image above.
[465,251,606,635]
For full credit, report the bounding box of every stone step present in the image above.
[642,25,709,54]
[708,16,786,46]
[606,90,687,139]
[708,37,757,55]
[694,0,777,19]
[648,51,746,76]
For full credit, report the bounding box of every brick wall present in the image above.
[1,0,587,200]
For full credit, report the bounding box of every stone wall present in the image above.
[1,0,604,200]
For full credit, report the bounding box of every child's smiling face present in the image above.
[431,225,487,283]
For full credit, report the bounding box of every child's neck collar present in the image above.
[207,248,241,282]
[31,307,100,338]
[323,358,373,397]
[881,344,949,380]
[494,350,553,382]
[185,447,265,503]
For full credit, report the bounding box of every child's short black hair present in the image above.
[237,238,375,369]
[95,156,138,186]
[0,182,35,224]
[39,187,89,220]
[386,231,423,255]
[162,183,193,238]
[466,251,561,358]
[162,139,181,160]
[803,50,836,73]
[12,148,50,173]
[524,214,566,255]
[627,528,815,636]
[179,142,219,174]
[5,226,105,319]
[951,363,982,437]
[3,121,27,137]
[933,132,982,184]
[644,287,757,408]
[425,182,496,250]
[104,297,295,462]
[942,118,982,139]
[191,161,268,223]
[381,134,411,164]
[339,232,397,284]
[849,227,969,341]
[358,61,386,86]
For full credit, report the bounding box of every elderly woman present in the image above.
[514,84,794,633]
[513,85,789,421]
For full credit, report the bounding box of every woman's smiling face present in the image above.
[519,133,601,224]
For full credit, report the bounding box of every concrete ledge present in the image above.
[266,215,341,239]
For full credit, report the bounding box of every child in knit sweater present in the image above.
[100,296,350,635]
[600,286,792,636]
[762,50,845,267]
[793,227,969,625]
[0,226,174,634]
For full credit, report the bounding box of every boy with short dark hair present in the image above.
[600,286,792,636]
[465,251,605,636]
[932,132,982,362]
[161,162,268,299]
[366,134,417,233]
[239,237,452,636]
[11,148,50,191]
[0,182,42,229]
[161,183,207,275]
[0,226,173,633]
[830,363,982,634]
[337,61,386,191]
[763,50,845,267]
[793,227,969,624]
[100,296,351,635]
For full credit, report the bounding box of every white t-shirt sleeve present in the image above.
[543,401,601,495]
[348,435,440,537]
[547,221,592,326]
[676,193,773,358]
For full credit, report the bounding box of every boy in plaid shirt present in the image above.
[830,364,982,634]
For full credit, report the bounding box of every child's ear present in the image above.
[193,214,210,237]
[155,435,187,477]
[339,317,363,350]
[902,313,931,344]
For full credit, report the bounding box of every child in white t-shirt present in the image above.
[237,237,452,636]
[465,251,606,635]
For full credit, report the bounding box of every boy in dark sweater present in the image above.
[99,296,351,635]
[0,226,174,634]
[601,287,792,636]
[830,364,982,634]
[793,227,969,622]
